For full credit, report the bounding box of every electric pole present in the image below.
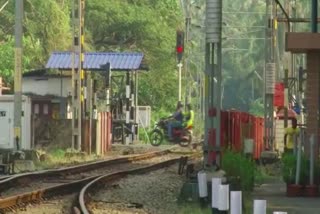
[71,0,85,151]
[185,0,191,105]
[14,0,23,150]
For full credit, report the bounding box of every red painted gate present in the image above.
[96,112,112,155]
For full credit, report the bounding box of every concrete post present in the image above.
[14,0,23,150]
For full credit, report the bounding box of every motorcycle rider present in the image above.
[183,103,194,129]
[167,101,184,140]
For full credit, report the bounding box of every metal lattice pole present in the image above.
[263,0,276,151]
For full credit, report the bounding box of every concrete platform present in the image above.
[253,179,320,214]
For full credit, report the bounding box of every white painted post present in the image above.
[218,184,229,211]
[230,191,242,214]
[125,79,130,145]
[211,177,222,210]
[253,200,266,214]
[178,63,182,101]
[0,77,2,96]
[197,171,208,198]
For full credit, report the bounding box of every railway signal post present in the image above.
[176,30,184,102]
[204,0,222,167]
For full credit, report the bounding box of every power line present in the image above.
[224,26,266,29]
[224,38,266,40]
[223,11,268,15]
[0,0,9,13]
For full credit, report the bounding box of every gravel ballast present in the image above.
[89,164,186,214]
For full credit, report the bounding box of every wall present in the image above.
[137,106,151,128]
[0,95,32,150]
[33,117,109,155]
[96,112,112,155]
[33,118,72,150]
[23,77,71,97]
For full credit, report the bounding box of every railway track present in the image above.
[0,176,10,181]
[77,157,182,214]
[0,149,190,213]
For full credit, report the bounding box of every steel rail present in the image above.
[77,157,182,214]
[0,174,99,212]
[0,149,172,192]
[0,176,10,181]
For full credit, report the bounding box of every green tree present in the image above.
[24,0,72,61]
[0,35,42,87]
[249,98,264,117]
[221,0,266,111]
[85,0,183,111]
[0,0,72,84]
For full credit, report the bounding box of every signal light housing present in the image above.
[176,30,184,62]
[100,62,111,88]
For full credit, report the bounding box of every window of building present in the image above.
[43,104,49,115]
[34,104,39,114]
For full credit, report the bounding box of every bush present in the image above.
[151,108,171,126]
[49,148,65,159]
[281,152,308,185]
[221,150,255,191]
[138,127,151,143]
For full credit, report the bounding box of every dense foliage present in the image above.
[281,152,308,184]
[0,0,182,113]
[0,0,312,115]
[221,149,255,191]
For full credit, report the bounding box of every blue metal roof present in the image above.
[45,52,146,71]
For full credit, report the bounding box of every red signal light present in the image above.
[176,46,183,53]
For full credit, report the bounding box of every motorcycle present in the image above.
[149,117,192,147]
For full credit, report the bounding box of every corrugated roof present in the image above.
[46,52,146,71]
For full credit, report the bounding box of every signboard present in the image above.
[274,82,284,107]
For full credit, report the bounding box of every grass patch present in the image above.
[255,165,276,185]
[177,203,211,214]
[50,148,65,159]
[34,148,101,170]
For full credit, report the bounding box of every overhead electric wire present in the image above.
[223,11,269,15]
[0,0,9,13]
[274,0,291,31]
